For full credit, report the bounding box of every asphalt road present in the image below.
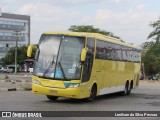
[0,80,160,120]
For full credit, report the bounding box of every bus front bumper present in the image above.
[32,83,87,99]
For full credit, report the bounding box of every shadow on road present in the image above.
[42,92,130,104]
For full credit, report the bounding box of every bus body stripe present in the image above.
[99,85,125,95]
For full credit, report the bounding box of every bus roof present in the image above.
[43,32,142,50]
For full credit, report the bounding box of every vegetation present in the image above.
[1,46,27,66]
[148,18,160,42]
[142,41,160,75]
[0,46,36,67]
[68,25,120,39]
[142,18,160,75]
[142,41,154,49]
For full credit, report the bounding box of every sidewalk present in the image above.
[0,73,32,92]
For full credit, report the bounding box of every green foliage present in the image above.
[148,18,160,42]
[1,47,15,66]
[142,41,160,75]
[143,18,160,75]
[142,41,154,49]
[0,46,36,66]
[68,25,120,39]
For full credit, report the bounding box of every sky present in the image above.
[0,0,160,45]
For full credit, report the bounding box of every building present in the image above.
[0,9,30,59]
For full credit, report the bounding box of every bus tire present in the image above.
[127,85,131,95]
[87,84,97,102]
[46,95,58,101]
[121,82,129,96]
[127,81,133,95]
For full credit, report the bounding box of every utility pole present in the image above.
[13,31,21,74]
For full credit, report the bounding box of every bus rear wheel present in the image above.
[127,85,131,95]
[46,95,58,101]
[121,82,129,96]
[87,84,97,102]
[127,81,133,95]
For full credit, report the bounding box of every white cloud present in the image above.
[95,9,111,23]
[17,2,81,43]
[18,2,81,22]
[82,16,92,22]
[111,0,134,4]
[82,6,159,44]
[18,3,66,22]
[1,0,158,45]
[137,4,146,10]
[63,0,92,4]
[111,0,121,4]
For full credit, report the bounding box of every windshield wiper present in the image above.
[43,55,55,77]
[58,61,67,80]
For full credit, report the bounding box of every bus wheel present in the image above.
[46,95,58,101]
[87,84,97,102]
[127,85,131,95]
[121,82,129,96]
[127,82,133,95]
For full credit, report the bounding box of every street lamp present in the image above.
[13,30,21,74]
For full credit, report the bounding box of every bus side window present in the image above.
[122,46,127,61]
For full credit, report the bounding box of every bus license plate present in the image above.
[49,90,57,94]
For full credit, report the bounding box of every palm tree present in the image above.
[148,18,160,42]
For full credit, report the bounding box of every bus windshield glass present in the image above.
[34,35,85,80]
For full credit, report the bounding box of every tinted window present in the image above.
[122,46,127,61]
[96,40,140,63]
[87,38,94,53]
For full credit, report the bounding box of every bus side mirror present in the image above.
[81,48,88,62]
[27,44,38,57]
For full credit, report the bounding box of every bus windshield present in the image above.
[34,35,85,80]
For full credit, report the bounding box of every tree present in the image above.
[68,25,120,39]
[142,18,160,76]
[148,18,160,42]
[1,46,27,66]
[141,41,154,49]
[142,41,160,75]
[0,46,36,67]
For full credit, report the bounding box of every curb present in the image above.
[0,88,32,92]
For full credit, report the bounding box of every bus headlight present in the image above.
[32,79,41,85]
[67,83,80,88]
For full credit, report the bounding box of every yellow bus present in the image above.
[27,32,141,101]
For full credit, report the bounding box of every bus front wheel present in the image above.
[87,84,97,102]
[46,95,58,101]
